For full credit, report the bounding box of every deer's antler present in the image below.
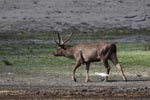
[54,32,73,46]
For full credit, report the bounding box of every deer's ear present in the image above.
[59,45,67,50]
[57,44,63,48]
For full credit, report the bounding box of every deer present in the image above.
[53,32,127,82]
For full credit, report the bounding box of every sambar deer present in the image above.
[54,32,127,82]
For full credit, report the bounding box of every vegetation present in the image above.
[0,42,150,77]
[0,29,150,78]
[0,28,150,40]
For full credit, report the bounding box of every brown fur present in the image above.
[54,33,127,82]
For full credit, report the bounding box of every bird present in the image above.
[95,72,109,77]
[2,60,13,66]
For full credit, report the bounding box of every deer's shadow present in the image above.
[91,76,150,83]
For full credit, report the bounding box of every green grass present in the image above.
[0,41,150,78]
[0,28,150,40]
[118,51,150,67]
[0,28,150,78]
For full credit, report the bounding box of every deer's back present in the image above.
[74,42,113,62]
[75,42,112,50]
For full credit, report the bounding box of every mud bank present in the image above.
[0,85,150,99]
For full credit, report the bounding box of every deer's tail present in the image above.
[103,44,117,60]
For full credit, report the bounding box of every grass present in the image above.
[0,28,150,40]
[119,51,150,67]
[0,41,150,78]
[0,28,150,78]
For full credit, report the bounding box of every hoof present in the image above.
[74,78,77,82]
[101,78,108,82]
[72,76,77,82]
[103,79,108,82]
[123,77,127,82]
[85,79,92,83]
[85,80,89,83]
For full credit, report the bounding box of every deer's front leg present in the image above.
[72,61,81,82]
[85,62,90,83]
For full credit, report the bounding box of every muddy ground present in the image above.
[0,36,150,99]
[0,74,150,99]
[0,0,150,99]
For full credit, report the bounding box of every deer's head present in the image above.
[54,32,73,56]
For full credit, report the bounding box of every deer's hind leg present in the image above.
[110,53,127,81]
[102,59,110,82]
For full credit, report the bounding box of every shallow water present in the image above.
[41,98,150,100]
[9,98,150,100]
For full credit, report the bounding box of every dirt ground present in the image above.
[0,74,150,100]
[0,0,150,99]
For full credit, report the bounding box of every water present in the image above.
[47,98,150,100]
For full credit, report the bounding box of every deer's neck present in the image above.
[64,46,75,59]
